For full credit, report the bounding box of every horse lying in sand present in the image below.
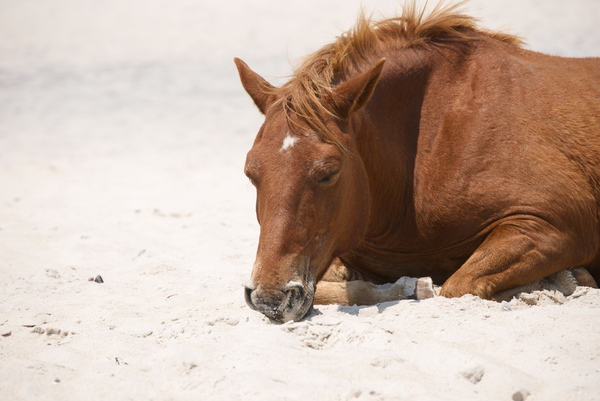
[235,2,600,322]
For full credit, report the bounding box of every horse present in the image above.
[235,2,600,322]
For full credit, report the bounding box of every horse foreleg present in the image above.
[569,266,598,288]
[440,218,593,300]
[316,258,435,305]
[493,266,598,302]
[315,276,436,306]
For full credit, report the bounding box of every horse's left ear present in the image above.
[234,58,276,115]
[331,58,385,119]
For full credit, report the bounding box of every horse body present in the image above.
[236,4,600,322]
[345,34,600,286]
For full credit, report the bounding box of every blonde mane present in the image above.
[271,1,523,147]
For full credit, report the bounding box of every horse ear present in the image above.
[332,58,385,119]
[234,58,276,115]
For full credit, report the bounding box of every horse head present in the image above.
[234,58,384,322]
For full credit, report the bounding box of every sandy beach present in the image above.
[1,1,599,399]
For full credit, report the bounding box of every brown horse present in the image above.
[235,2,600,322]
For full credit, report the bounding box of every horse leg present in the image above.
[439,218,592,300]
[315,258,436,305]
[493,266,598,301]
[569,266,598,288]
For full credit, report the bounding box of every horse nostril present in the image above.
[284,282,305,304]
[244,281,311,322]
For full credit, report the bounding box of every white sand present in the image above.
[1,1,599,400]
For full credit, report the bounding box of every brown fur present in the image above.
[270,1,523,149]
[236,2,600,322]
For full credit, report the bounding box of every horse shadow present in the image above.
[330,299,422,317]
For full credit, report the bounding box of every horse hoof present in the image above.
[414,277,436,299]
[568,266,598,288]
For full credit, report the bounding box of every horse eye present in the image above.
[317,172,339,185]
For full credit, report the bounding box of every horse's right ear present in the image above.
[234,58,276,115]
[331,58,385,120]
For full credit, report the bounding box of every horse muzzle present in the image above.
[244,280,315,322]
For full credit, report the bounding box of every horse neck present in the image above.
[352,51,435,246]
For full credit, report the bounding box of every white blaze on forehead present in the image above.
[280,133,299,152]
